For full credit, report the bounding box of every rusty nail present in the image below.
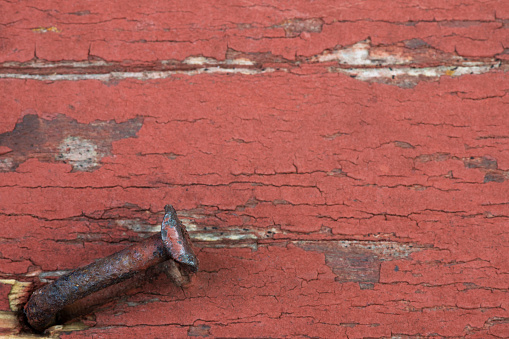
[23,205,199,332]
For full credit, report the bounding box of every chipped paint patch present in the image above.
[116,219,161,236]
[0,311,20,336]
[183,56,255,66]
[1,60,113,69]
[0,67,276,81]
[0,311,89,338]
[462,156,508,183]
[314,40,375,65]
[185,224,280,242]
[0,311,18,328]
[44,322,90,336]
[414,153,509,183]
[330,64,501,88]
[0,39,504,87]
[183,56,218,65]
[188,324,211,337]
[484,171,508,183]
[0,114,143,172]
[0,158,14,172]
[32,26,61,33]
[0,60,500,86]
[118,217,281,245]
[227,58,255,66]
[463,155,498,170]
[0,279,32,312]
[296,241,427,283]
[37,270,72,283]
[277,18,324,38]
[309,39,503,86]
[57,136,100,171]
[311,39,485,66]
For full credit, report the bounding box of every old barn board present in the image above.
[1,1,509,338]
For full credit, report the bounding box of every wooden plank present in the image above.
[1,1,508,338]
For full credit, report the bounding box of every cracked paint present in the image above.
[0,39,505,87]
[1,1,509,337]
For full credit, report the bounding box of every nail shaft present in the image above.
[24,205,198,332]
[24,235,168,331]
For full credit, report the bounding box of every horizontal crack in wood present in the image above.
[0,40,505,87]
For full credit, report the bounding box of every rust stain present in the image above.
[296,241,426,284]
[0,114,143,172]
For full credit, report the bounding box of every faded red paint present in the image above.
[1,0,509,338]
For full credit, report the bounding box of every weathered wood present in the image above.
[1,0,509,338]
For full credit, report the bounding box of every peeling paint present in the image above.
[313,40,376,65]
[1,60,112,69]
[186,224,280,242]
[484,171,508,183]
[463,155,498,170]
[37,271,72,284]
[329,64,501,88]
[0,67,276,81]
[58,136,100,171]
[276,18,324,38]
[1,62,498,85]
[0,39,504,87]
[296,241,427,283]
[44,322,90,336]
[32,26,61,33]
[0,309,88,338]
[118,217,281,244]
[188,324,211,337]
[0,279,32,312]
[183,56,219,65]
[183,56,255,66]
[0,158,14,172]
[311,39,489,67]
[116,219,161,235]
[0,311,20,336]
[0,114,143,172]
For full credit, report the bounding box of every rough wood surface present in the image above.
[1,1,509,338]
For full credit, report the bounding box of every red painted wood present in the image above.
[1,0,509,62]
[0,1,508,338]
